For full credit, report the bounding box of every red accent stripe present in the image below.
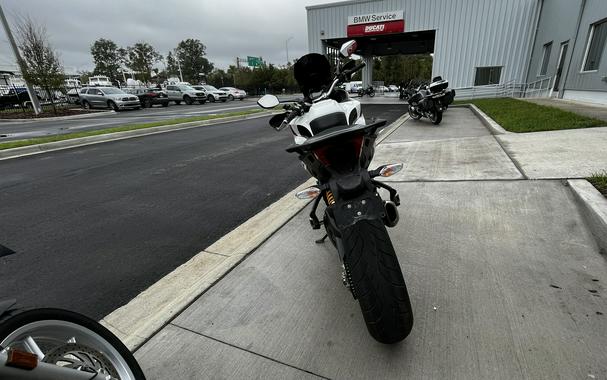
[347,20,405,37]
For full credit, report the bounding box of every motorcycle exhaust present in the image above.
[383,201,399,228]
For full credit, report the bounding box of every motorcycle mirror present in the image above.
[339,40,357,57]
[257,94,280,109]
[269,112,288,130]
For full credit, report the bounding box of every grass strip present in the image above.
[588,172,607,198]
[0,109,264,151]
[455,97,604,133]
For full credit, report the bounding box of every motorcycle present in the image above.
[0,296,145,379]
[407,76,453,125]
[357,85,375,97]
[257,40,413,344]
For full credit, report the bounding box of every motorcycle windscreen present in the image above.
[294,53,332,96]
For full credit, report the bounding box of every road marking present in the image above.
[99,114,410,351]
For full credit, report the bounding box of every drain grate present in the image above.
[0,244,16,258]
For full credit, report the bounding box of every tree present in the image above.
[125,42,162,81]
[15,16,64,114]
[173,39,213,83]
[166,51,179,77]
[90,38,123,82]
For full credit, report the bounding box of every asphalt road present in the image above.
[0,99,260,141]
[0,104,405,320]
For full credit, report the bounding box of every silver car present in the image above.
[79,87,140,111]
[219,87,247,101]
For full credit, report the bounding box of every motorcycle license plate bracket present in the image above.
[331,193,384,229]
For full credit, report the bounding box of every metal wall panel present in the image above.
[564,0,607,91]
[307,0,541,88]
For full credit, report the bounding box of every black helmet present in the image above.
[294,53,331,98]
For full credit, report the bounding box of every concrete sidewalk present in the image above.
[523,98,607,122]
[134,108,607,379]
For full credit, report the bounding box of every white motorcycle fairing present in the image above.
[289,98,365,145]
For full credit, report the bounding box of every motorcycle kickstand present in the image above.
[315,234,328,244]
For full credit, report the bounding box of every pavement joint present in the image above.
[491,134,529,180]
[170,324,330,380]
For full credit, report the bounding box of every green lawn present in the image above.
[0,109,264,151]
[456,98,604,133]
[588,172,607,198]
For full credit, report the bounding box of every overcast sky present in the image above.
[0,0,342,74]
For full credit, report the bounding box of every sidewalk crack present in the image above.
[171,324,331,379]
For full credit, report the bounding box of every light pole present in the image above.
[285,37,294,65]
[0,4,42,114]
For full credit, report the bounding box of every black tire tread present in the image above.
[342,219,413,344]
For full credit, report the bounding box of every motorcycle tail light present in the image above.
[379,163,404,177]
[295,187,321,199]
[313,135,364,167]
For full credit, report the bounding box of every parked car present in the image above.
[0,88,40,109]
[219,87,246,101]
[194,85,228,102]
[88,76,113,87]
[125,87,169,108]
[79,87,140,111]
[388,84,399,92]
[165,84,207,105]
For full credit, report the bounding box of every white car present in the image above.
[388,85,399,92]
[194,85,228,102]
[219,87,247,101]
[166,84,207,105]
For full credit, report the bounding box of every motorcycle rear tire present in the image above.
[341,219,413,344]
[368,92,375,97]
[429,109,443,125]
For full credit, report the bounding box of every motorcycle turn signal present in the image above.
[379,163,404,177]
[296,187,321,200]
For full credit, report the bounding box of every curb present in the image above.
[467,103,510,135]
[100,113,410,351]
[0,111,272,161]
[568,179,607,254]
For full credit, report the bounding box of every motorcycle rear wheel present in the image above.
[341,219,413,344]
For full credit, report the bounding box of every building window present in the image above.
[582,19,607,72]
[474,66,502,85]
[539,42,552,76]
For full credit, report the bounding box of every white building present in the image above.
[307,0,607,104]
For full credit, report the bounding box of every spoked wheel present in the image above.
[429,109,443,125]
[408,105,421,120]
[0,308,146,379]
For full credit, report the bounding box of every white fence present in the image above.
[453,76,554,100]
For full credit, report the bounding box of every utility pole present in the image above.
[177,58,183,82]
[285,37,293,65]
[0,4,42,114]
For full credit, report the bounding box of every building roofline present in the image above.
[306,0,381,11]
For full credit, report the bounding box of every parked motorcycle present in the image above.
[357,85,375,97]
[407,76,453,125]
[257,40,413,344]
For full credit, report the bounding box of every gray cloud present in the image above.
[0,0,339,74]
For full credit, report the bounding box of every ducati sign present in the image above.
[347,10,405,37]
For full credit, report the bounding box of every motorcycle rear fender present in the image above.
[329,190,385,230]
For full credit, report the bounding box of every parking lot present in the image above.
[0,98,261,141]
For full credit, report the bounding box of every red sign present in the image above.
[347,20,405,37]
